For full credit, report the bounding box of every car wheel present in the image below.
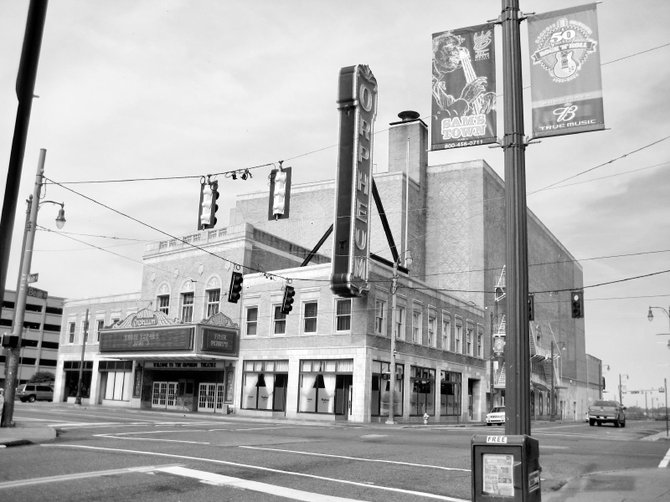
[597,421,602,426]
[486,423,491,426]
[589,419,595,426]
[614,419,620,428]
[620,418,626,428]
[28,395,36,403]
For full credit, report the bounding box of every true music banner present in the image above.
[528,3,605,138]
[431,24,497,150]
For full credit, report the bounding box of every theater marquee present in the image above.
[331,64,377,298]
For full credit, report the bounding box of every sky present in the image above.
[1,0,669,403]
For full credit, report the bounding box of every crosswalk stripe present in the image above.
[155,465,367,502]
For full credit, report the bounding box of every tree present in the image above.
[28,371,55,383]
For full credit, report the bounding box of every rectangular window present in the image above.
[442,314,451,351]
[455,320,463,353]
[476,326,484,358]
[180,292,194,323]
[428,313,436,348]
[303,301,318,333]
[466,322,474,356]
[335,299,351,331]
[395,306,406,340]
[410,366,435,416]
[440,370,462,416]
[68,322,75,344]
[206,288,220,318]
[374,299,386,336]
[96,319,105,342]
[246,307,258,336]
[273,305,286,335]
[157,294,170,315]
[412,310,422,344]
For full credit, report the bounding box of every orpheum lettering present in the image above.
[331,65,378,298]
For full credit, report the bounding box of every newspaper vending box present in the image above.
[471,434,541,501]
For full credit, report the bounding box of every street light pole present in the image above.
[75,309,89,405]
[1,149,65,428]
[386,251,412,425]
[386,259,399,425]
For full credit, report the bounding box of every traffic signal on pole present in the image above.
[268,167,291,220]
[528,293,535,321]
[281,285,295,314]
[571,290,584,318]
[227,271,243,303]
[198,180,219,230]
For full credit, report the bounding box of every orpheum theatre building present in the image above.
[97,309,238,413]
[55,102,592,422]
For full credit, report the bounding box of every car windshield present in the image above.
[490,407,505,413]
[593,400,618,407]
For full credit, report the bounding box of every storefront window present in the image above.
[410,366,435,416]
[371,360,403,417]
[299,359,353,414]
[241,360,288,411]
[440,370,462,416]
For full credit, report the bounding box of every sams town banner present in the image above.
[431,23,497,150]
[528,3,605,138]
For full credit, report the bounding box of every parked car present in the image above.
[588,400,626,427]
[486,406,505,426]
[16,383,54,402]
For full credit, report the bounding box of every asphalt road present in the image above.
[1,403,668,501]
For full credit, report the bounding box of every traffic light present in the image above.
[227,271,243,303]
[198,180,219,230]
[571,290,584,318]
[528,293,535,321]
[268,166,291,220]
[281,285,295,314]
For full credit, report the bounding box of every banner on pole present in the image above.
[528,3,605,138]
[431,23,497,150]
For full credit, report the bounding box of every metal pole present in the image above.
[550,342,555,421]
[665,378,668,438]
[0,0,48,310]
[1,150,45,427]
[386,260,398,424]
[489,310,494,409]
[619,374,623,405]
[75,308,89,405]
[501,0,530,436]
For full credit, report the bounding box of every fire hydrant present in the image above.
[423,412,429,425]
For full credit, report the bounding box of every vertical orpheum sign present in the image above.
[331,65,377,298]
[528,3,604,138]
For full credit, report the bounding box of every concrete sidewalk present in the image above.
[0,419,57,447]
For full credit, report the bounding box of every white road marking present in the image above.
[239,445,470,472]
[94,431,210,445]
[43,444,469,502]
[0,464,182,490]
[154,465,368,502]
[659,446,670,468]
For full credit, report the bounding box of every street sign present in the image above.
[26,286,48,300]
[27,272,39,283]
